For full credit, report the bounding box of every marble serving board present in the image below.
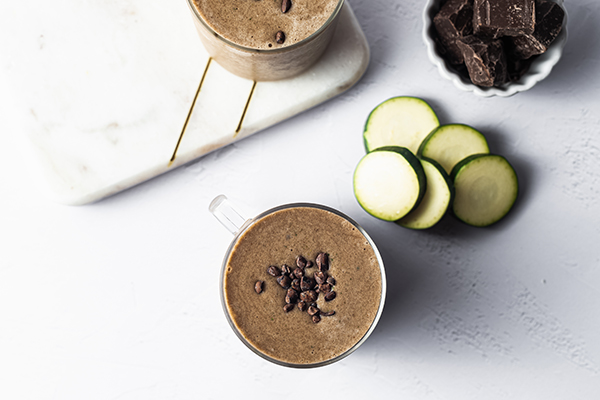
[18,1,369,205]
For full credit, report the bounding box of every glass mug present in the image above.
[209,195,387,368]
[185,0,345,81]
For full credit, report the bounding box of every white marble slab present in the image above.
[14,1,369,205]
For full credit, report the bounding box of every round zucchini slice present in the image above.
[418,124,490,174]
[451,154,518,227]
[397,158,454,229]
[353,146,427,221]
[363,97,440,154]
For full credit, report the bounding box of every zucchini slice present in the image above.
[451,154,518,227]
[418,124,490,174]
[353,146,427,221]
[397,158,454,229]
[363,97,440,154]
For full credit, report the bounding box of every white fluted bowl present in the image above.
[422,0,568,97]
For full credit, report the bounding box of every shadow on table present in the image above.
[522,3,600,97]
[361,148,536,348]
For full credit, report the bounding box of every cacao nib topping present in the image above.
[275,31,286,45]
[319,283,332,294]
[291,278,301,292]
[281,264,292,275]
[314,271,327,285]
[254,280,264,294]
[283,303,295,313]
[316,252,329,271]
[277,275,291,289]
[285,288,298,304]
[307,305,320,316]
[324,291,337,302]
[300,276,315,292]
[262,253,339,323]
[296,255,307,269]
[297,301,307,311]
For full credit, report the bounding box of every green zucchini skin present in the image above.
[417,124,490,174]
[372,146,428,211]
[421,156,456,204]
[451,154,519,227]
[353,146,427,221]
[396,156,455,230]
[363,97,439,154]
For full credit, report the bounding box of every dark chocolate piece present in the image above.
[506,55,536,81]
[509,0,565,59]
[433,0,474,64]
[473,0,535,38]
[457,35,508,87]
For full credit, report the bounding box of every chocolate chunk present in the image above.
[326,277,336,286]
[506,54,535,81]
[433,0,474,64]
[281,0,292,14]
[321,310,336,317]
[296,255,307,269]
[305,260,313,269]
[312,315,321,324]
[267,266,281,277]
[509,0,565,59]
[456,35,508,87]
[316,253,329,271]
[254,280,264,294]
[473,0,535,38]
[324,291,337,302]
[283,303,295,313]
[277,275,292,289]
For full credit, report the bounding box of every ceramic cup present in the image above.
[209,195,386,367]
[186,0,345,81]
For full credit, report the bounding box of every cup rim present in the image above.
[219,202,387,368]
[186,0,345,54]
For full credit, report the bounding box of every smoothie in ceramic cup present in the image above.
[186,0,344,81]
[209,195,386,368]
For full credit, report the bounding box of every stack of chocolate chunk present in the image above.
[433,0,565,87]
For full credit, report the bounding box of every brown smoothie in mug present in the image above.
[223,206,383,365]
[188,0,343,80]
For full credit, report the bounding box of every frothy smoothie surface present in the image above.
[193,0,339,50]
[224,206,383,365]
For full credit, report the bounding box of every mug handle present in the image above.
[209,195,250,235]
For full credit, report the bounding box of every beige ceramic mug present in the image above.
[185,0,345,81]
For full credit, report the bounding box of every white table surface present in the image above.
[2,0,600,399]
